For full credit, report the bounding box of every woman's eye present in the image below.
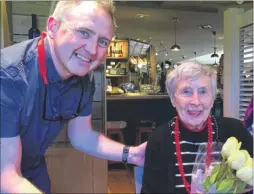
[98,39,109,48]
[199,88,207,94]
[181,89,192,95]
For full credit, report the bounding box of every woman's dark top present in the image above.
[141,116,253,194]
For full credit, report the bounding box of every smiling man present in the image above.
[0,1,146,193]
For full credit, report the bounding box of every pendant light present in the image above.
[211,31,219,58]
[171,17,181,51]
[213,58,218,65]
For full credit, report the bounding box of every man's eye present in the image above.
[98,39,109,48]
[79,30,90,38]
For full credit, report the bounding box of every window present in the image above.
[239,24,253,120]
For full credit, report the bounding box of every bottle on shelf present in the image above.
[109,46,113,57]
[28,14,41,39]
[119,45,123,57]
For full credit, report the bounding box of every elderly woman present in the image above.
[141,61,253,194]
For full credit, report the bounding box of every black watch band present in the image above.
[122,145,130,164]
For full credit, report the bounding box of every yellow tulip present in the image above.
[241,150,251,162]
[244,157,253,166]
[228,150,248,170]
[236,166,253,182]
[221,137,242,159]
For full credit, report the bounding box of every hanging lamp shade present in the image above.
[171,44,181,51]
[211,31,218,58]
[211,53,219,58]
[171,17,181,52]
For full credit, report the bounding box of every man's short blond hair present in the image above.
[50,0,117,30]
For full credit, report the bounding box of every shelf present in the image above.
[106,57,128,60]
[106,74,128,77]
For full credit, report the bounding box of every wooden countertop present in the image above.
[107,93,169,100]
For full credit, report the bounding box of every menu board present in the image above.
[129,39,150,56]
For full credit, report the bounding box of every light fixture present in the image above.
[171,17,181,52]
[211,31,219,58]
[135,14,149,20]
[164,64,170,69]
[213,59,218,65]
[198,24,212,30]
[211,53,219,58]
[171,45,181,51]
[194,52,197,61]
[148,37,152,44]
[137,64,142,68]
[236,0,244,4]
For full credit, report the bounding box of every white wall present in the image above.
[187,50,224,65]
[223,8,253,118]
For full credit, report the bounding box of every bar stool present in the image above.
[135,120,156,145]
[107,121,127,166]
[107,121,127,144]
[136,127,153,145]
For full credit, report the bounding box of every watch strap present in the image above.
[122,145,130,164]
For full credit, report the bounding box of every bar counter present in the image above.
[107,93,169,100]
[107,93,176,145]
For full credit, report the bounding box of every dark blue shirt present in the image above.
[1,37,95,192]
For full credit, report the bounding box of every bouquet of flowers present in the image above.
[191,137,253,193]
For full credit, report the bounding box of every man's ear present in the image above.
[46,16,60,38]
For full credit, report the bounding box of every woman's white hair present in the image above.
[50,0,117,30]
[166,60,217,100]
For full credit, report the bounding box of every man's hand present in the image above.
[128,142,147,167]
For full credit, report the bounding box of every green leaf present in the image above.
[210,170,219,184]
[233,180,247,194]
[202,179,212,192]
[211,164,220,175]
[226,165,234,180]
[216,178,234,193]
[215,163,232,187]
[217,164,226,178]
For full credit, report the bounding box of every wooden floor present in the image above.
[108,169,135,194]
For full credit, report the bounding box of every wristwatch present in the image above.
[122,145,130,164]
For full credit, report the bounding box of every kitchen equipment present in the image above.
[109,68,126,75]
[120,83,135,93]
